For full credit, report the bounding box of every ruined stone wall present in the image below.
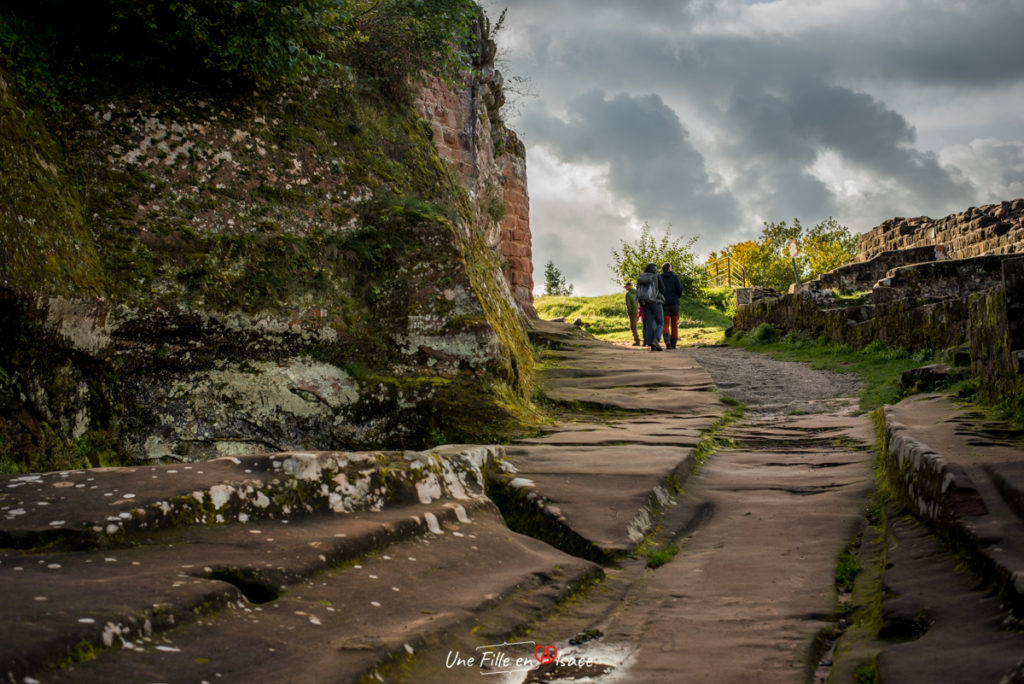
[857,198,1024,262]
[415,49,534,314]
[969,257,1024,402]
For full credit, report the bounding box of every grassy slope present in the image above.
[535,293,734,346]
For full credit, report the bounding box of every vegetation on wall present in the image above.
[0,0,537,472]
[0,0,481,105]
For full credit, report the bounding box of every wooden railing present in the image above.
[704,256,749,288]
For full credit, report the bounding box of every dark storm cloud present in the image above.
[521,90,741,233]
[479,0,1024,293]
[787,80,974,205]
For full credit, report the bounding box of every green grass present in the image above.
[645,543,680,569]
[535,292,734,346]
[727,328,938,412]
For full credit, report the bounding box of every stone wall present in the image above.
[969,256,1024,402]
[857,198,1024,262]
[734,253,1024,401]
[796,245,939,294]
[734,288,972,353]
[414,28,534,315]
[871,254,1009,305]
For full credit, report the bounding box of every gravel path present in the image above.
[689,345,863,415]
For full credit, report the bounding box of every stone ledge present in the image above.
[881,395,1024,612]
[0,445,505,550]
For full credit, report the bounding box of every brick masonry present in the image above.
[414,36,534,314]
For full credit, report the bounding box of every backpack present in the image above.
[636,272,656,304]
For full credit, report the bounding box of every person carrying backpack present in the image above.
[635,263,665,351]
[659,262,685,349]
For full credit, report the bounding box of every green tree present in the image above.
[803,216,859,279]
[609,222,702,297]
[749,219,804,291]
[716,217,858,291]
[543,260,574,296]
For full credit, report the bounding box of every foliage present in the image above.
[611,223,701,294]
[804,217,859,279]
[535,293,732,346]
[708,217,858,292]
[835,542,863,592]
[543,260,574,297]
[609,223,702,298]
[0,0,481,100]
[645,543,680,569]
[710,240,761,285]
[346,0,480,98]
[700,287,737,317]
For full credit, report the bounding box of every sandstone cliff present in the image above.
[0,9,535,470]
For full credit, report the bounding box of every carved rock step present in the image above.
[0,445,503,550]
[883,394,1024,612]
[2,488,598,683]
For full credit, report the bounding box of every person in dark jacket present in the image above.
[636,262,665,351]
[659,262,684,349]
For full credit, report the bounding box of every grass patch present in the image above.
[726,331,937,412]
[645,543,680,569]
[535,292,734,346]
[835,542,863,593]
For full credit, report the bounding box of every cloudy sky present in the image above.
[477,0,1024,296]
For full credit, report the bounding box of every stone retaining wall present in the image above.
[735,254,1024,401]
[871,254,1009,305]
[734,289,971,352]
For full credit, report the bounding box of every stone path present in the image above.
[3,321,1023,683]
[396,328,877,682]
[598,412,873,683]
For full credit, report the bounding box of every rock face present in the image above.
[0,25,534,468]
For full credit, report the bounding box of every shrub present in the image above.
[750,323,778,343]
[701,286,736,316]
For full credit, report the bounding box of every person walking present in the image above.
[635,263,665,351]
[624,281,641,346]
[659,262,684,349]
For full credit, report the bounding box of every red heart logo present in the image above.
[534,644,558,664]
